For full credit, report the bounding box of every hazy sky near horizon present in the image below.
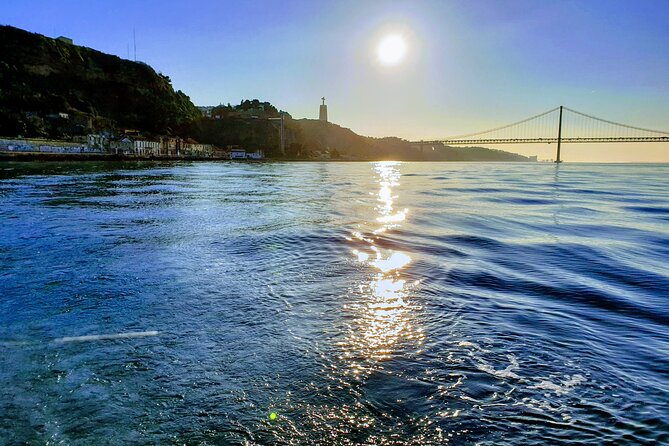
[2,0,669,161]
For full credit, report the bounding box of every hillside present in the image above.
[0,25,199,138]
[189,115,533,161]
[294,119,533,161]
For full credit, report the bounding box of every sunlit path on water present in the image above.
[342,162,423,372]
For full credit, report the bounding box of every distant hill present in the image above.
[293,119,533,161]
[293,119,374,158]
[189,116,533,161]
[0,25,199,138]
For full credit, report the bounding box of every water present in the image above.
[0,161,667,445]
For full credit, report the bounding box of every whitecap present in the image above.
[530,374,586,395]
[477,354,520,379]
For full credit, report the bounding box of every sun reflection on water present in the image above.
[371,251,412,273]
[342,162,424,375]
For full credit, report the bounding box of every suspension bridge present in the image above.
[414,106,669,162]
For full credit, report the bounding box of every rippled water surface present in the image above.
[1,161,668,445]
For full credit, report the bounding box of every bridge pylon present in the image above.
[556,105,563,163]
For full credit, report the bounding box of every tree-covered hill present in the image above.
[0,25,199,137]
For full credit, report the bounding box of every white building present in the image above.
[133,140,160,156]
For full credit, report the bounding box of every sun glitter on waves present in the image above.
[341,162,425,372]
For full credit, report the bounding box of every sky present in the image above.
[2,0,669,161]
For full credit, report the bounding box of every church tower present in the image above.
[319,97,328,122]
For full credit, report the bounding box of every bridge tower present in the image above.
[319,97,328,122]
[556,105,563,163]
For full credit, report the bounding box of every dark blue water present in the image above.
[1,161,667,445]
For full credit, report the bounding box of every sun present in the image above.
[377,34,407,66]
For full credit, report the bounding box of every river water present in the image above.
[0,161,667,445]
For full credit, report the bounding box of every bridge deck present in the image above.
[414,137,669,145]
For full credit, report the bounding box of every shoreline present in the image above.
[0,151,230,162]
[0,152,539,163]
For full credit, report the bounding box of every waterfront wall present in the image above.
[0,138,104,154]
[0,137,264,160]
[0,137,219,158]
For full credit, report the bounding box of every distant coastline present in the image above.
[0,133,536,163]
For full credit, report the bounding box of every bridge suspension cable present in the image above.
[444,107,560,140]
[561,106,669,138]
[413,105,669,163]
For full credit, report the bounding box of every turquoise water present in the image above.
[0,161,667,445]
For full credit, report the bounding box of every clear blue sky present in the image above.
[2,0,669,160]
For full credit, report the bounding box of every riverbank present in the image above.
[0,151,229,162]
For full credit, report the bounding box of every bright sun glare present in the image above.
[377,34,407,66]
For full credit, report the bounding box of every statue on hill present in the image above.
[319,97,328,123]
